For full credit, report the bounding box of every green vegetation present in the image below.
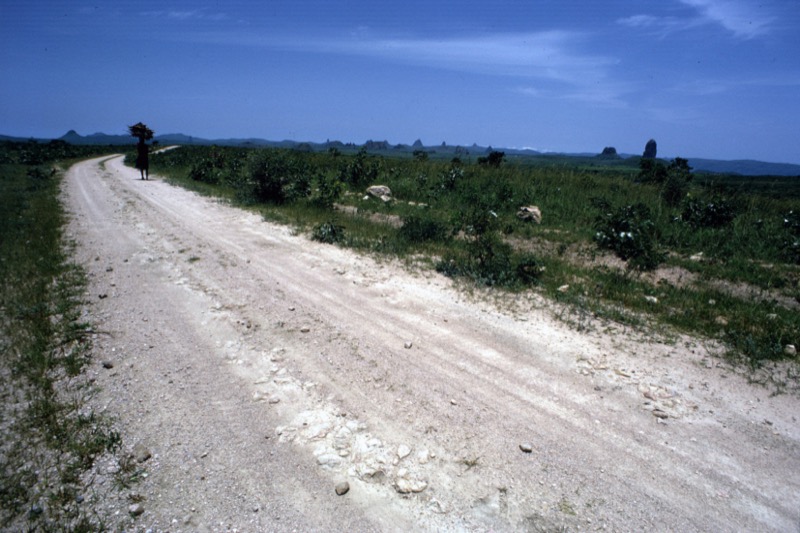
[1,141,121,530]
[140,144,799,371]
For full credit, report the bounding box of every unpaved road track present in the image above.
[64,154,800,532]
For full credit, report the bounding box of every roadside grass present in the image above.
[144,146,800,377]
[1,144,122,530]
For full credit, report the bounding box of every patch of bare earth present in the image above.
[63,155,800,531]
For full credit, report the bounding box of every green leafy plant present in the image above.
[477,150,505,168]
[681,197,737,228]
[247,149,311,204]
[399,213,450,243]
[312,221,346,244]
[311,172,345,209]
[661,158,693,206]
[780,210,800,264]
[594,202,663,271]
[339,148,379,187]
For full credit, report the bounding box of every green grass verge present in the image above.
[1,146,122,530]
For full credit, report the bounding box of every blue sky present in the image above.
[2,0,799,163]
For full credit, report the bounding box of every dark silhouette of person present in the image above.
[128,122,154,180]
[136,140,149,180]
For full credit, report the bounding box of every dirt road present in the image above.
[63,154,800,531]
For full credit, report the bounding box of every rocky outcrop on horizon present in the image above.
[643,139,657,159]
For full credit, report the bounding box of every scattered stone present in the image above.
[644,295,658,304]
[428,499,448,514]
[449,399,458,406]
[714,316,729,326]
[366,185,393,202]
[316,453,342,468]
[519,443,533,453]
[652,409,669,419]
[404,341,413,349]
[300,327,311,333]
[335,481,350,495]
[416,449,430,464]
[516,205,542,224]
[557,284,570,293]
[269,397,281,404]
[397,444,411,459]
[395,478,428,494]
[101,360,114,369]
[133,443,152,463]
[784,344,797,357]
[128,503,145,517]
[98,293,108,299]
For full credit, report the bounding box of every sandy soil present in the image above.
[63,154,800,532]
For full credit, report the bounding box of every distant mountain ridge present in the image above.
[1,130,798,177]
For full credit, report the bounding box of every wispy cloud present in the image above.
[142,8,229,23]
[670,79,731,96]
[324,32,617,84]
[617,14,664,29]
[156,28,628,106]
[619,0,774,39]
[680,0,774,38]
[332,32,633,106]
[515,82,630,108]
[616,14,694,37]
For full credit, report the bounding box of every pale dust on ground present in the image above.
[63,154,800,532]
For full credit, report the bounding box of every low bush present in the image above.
[781,210,800,264]
[681,197,737,228]
[339,148,380,187]
[189,158,224,184]
[436,234,541,288]
[399,213,450,243]
[593,202,663,271]
[312,221,346,244]
[311,172,345,209]
[247,150,311,204]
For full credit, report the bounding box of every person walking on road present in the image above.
[129,122,154,180]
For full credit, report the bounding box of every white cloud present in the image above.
[617,15,661,29]
[156,28,629,106]
[142,8,228,23]
[679,0,774,38]
[619,1,774,39]
[326,32,616,84]
[331,32,630,106]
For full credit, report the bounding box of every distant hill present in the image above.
[685,158,800,177]
[2,130,799,177]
